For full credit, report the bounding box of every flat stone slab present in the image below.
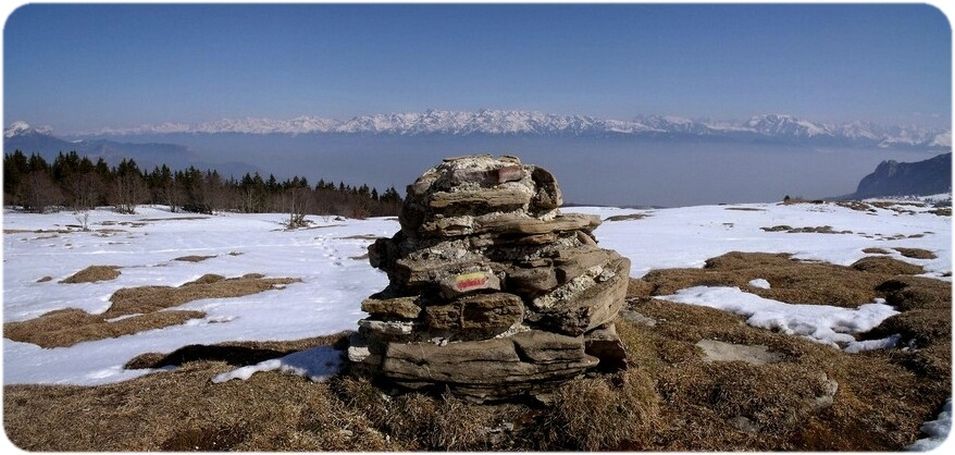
[361,295,422,319]
[695,339,783,365]
[380,330,598,392]
[428,184,533,210]
[532,255,631,336]
[425,292,524,338]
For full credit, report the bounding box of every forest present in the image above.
[2,150,403,221]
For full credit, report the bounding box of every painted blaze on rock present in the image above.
[457,272,488,290]
[350,154,631,402]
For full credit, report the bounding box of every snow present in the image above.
[748,278,771,289]
[843,334,901,354]
[572,200,950,280]
[657,286,899,350]
[2,196,949,385]
[4,121,33,137]
[212,345,343,383]
[65,111,951,148]
[3,207,392,384]
[909,399,952,451]
[4,121,52,138]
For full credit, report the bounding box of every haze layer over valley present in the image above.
[7,111,948,207]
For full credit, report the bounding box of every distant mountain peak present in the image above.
[4,121,53,138]
[31,111,954,150]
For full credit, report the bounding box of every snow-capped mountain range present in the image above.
[6,110,951,149]
[4,121,53,138]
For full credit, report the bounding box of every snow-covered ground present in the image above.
[572,197,950,280]
[2,197,950,386]
[658,286,900,352]
[3,207,393,384]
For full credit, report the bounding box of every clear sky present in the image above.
[3,3,952,132]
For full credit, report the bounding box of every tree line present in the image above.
[3,150,403,220]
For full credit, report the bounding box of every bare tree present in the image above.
[158,180,186,212]
[17,171,63,213]
[66,172,103,210]
[111,173,149,214]
[74,211,91,231]
[282,186,312,229]
[349,198,371,220]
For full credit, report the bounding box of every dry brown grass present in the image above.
[4,309,206,348]
[836,200,877,212]
[781,197,826,205]
[604,213,650,221]
[862,247,890,254]
[3,253,949,451]
[761,225,852,234]
[173,255,217,262]
[35,276,52,283]
[622,252,951,450]
[59,265,121,283]
[4,274,301,348]
[639,252,892,308]
[850,256,924,275]
[104,274,299,317]
[4,338,394,451]
[893,247,937,260]
[337,234,382,240]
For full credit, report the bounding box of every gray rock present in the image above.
[428,184,533,211]
[530,166,563,210]
[532,255,631,336]
[425,292,524,338]
[695,339,783,365]
[728,416,760,433]
[553,247,613,284]
[471,213,601,237]
[506,265,559,295]
[380,330,598,400]
[584,323,629,372]
[812,372,839,410]
[361,295,422,319]
[620,309,658,327]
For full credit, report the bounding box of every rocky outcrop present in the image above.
[349,155,631,402]
[853,152,951,199]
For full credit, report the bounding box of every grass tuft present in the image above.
[59,265,121,284]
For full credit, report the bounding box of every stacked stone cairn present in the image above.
[348,155,631,402]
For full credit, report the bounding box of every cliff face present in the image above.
[854,153,951,199]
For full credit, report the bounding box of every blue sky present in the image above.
[3,3,951,132]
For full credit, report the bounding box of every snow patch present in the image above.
[748,278,771,289]
[657,286,899,350]
[909,399,952,451]
[212,346,343,383]
[843,334,901,353]
[104,313,142,323]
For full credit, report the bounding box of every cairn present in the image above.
[348,155,630,402]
